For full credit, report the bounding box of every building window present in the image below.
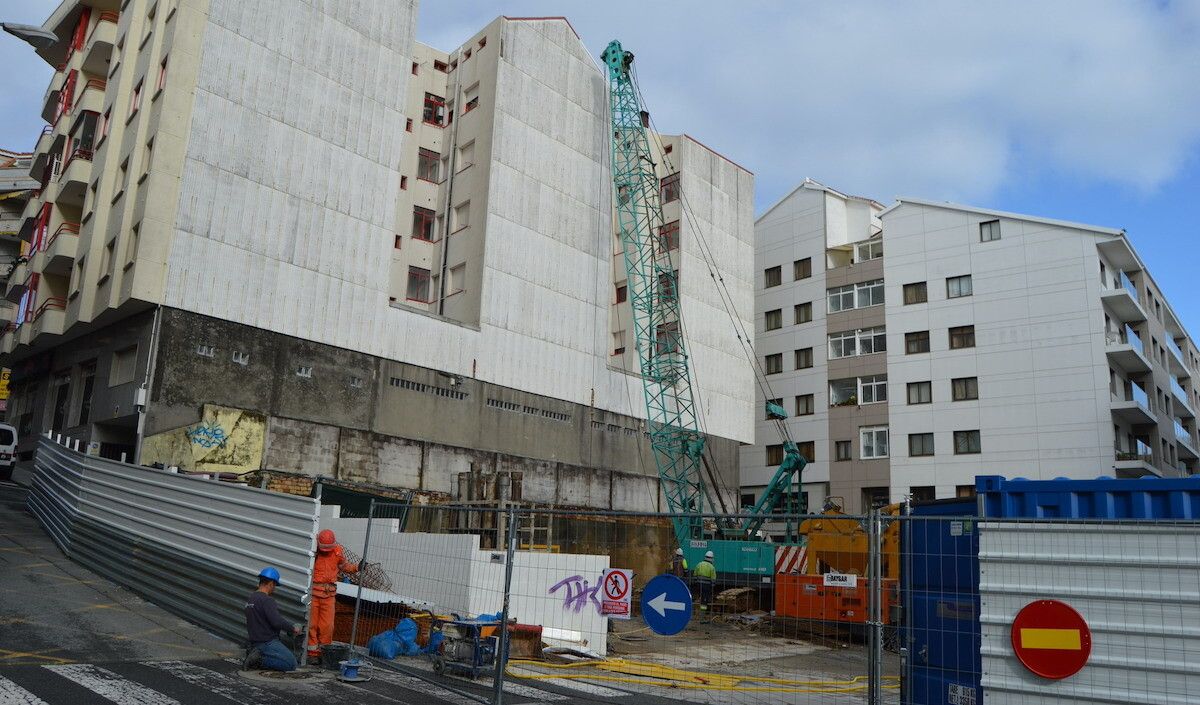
[860,426,889,459]
[479,36,487,48]
[911,486,936,502]
[794,258,812,280]
[412,206,436,241]
[406,266,432,303]
[906,330,930,354]
[406,118,413,132]
[859,374,887,404]
[615,283,627,303]
[417,148,439,182]
[980,219,1001,242]
[612,331,626,355]
[949,325,976,349]
[109,345,138,386]
[788,302,810,324]
[452,201,470,231]
[463,82,479,113]
[655,321,680,355]
[830,327,886,359]
[795,347,813,369]
[956,484,977,498]
[946,274,973,298]
[423,93,446,125]
[795,394,814,416]
[448,263,466,295]
[766,444,784,465]
[457,140,475,170]
[854,239,883,262]
[909,433,935,457]
[125,223,139,268]
[798,441,815,462]
[741,492,756,508]
[907,381,932,405]
[765,353,783,374]
[130,79,143,116]
[660,172,680,203]
[400,176,408,190]
[903,281,927,305]
[765,309,782,331]
[827,279,884,312]
[658,220,679,251]
[156,55,169,93]
[835,440,851,461]
[830,378,856,406]
[764,266,782,288]
[954,430,982,454]
[100,108,111,142]
[827,284,855,313]
[433,59,448,72]
[952,376,979,401]
[76,364,96,426]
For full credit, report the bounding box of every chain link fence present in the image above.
[324,499,1199,705]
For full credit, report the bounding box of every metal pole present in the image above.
[491,506,519,705]
[867,509,883,704]
[348,497,376,658]
[300,482,323,668]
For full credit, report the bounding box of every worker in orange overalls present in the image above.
[307,529,360,660]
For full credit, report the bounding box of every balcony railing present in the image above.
[83,78,107,93]
[62,147,94,171]
[33,296,66,321]
[1118,271,1138,302]
[1115,440,1154,464]
[44,222,80,251]
[90,11,120,41]
[1176,422,1195,445]
[1167,336,1186,366]
[1106,325,1144,355]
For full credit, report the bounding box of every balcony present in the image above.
[1111,384,1155,426]
[73,79,106,121]
[30,125,54,175]
[1105,326,1152,374]
[57,148,93,208]
[1167,336,1189,376]
[1171,377,1195,419]
[41,72,66,125]
[30,297,67,339]
[1100,271,1146,322]
[43,223,80,276]
[1176,422,1198,460]
[82,12,118,76]
[4,264,29,304]
[1113,441,1158,478]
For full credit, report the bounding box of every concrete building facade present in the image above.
[742,180,1199,516]
[6,1,755,510]
[1,149,37,334]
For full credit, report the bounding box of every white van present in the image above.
[0,423,15,482]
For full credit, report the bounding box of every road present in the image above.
[0,481,680,705]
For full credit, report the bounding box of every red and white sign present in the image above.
[775,545,808,574]
[1010,600,1092,679]
[600,568,632,619]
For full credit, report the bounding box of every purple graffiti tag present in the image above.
[548,574,602,614]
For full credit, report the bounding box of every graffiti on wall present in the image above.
[548,574,603,614]
[141,404,265,473]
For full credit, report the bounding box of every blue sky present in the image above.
[3,1,1197,332]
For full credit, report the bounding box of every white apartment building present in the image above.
[742,180,1199,516]
[5,1,755,509]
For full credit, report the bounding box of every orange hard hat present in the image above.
[317,529,336,552]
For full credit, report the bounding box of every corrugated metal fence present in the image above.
[28,435,318,644]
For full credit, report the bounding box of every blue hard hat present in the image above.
[258,567,281,585]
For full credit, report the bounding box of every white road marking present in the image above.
[144,660,292,705]
[43,664,181,705]
[507,666,629,699]
[400,659,569,702]
[369,667,488,705]
[0,674,50,705]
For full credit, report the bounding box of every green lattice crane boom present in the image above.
[602,40,807,578]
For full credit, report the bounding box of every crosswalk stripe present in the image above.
[143,660,293,705]
[43,664,181,705]
[508,665,630,699]
[368,668,487,705]
[0,674,50,705]
[399,659,569,702]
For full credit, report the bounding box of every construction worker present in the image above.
[693,550,717,610]
[670,548,688,577]
[308,529,360,660]
[244,567,303,671]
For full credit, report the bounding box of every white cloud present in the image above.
[417,1,1200,209]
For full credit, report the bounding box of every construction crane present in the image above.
[602,40,807,584]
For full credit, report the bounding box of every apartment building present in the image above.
[1,149,37,309]
[5,1,755,509]
[742,179,1199,516]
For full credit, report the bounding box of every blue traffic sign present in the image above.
[640,574,692,635]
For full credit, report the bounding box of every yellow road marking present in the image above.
[1020,628,1082,650]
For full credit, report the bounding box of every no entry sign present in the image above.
[1010,600,1092,679]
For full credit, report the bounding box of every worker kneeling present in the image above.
[244,567,303,671]
[308,529,360,660]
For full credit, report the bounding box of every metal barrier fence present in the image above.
[28,434,319,643]
[330,500,1200,705]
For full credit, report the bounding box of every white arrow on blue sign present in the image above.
[640,574,693,636]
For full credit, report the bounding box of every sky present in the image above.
[2,1,1197,333]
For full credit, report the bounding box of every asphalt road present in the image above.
[0,482,676,705]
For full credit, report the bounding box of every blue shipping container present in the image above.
[977,474,1200,519]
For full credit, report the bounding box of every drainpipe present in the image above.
[132,305,162,465]
[436,51,464,316]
